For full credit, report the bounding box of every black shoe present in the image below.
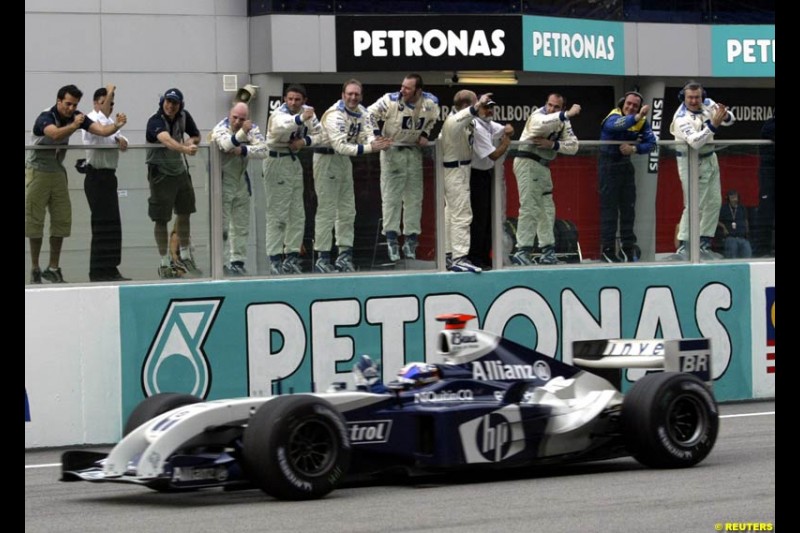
[602,247,623,263]
[108,270,131,281]
[41,267,66,283]
[621,245,640,262]
[30,267,42,284]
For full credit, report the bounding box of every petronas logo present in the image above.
[142,299,222,398]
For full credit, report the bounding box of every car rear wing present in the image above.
[572,338,712,386]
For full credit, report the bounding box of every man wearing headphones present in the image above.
[598,91,656,262]
[511,92,580,266]
[670,81,735,260]
[145,87,201,278]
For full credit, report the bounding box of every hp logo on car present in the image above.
[458,405,525,464]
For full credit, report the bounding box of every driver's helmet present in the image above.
[396,362,440,387]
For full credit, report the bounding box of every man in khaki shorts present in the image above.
[26,84,126,284]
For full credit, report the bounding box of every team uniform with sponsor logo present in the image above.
[439,105,479,267]
[263,103,321,271]
[670,97,735,256]
[598,107,656,261]
[512,107,579,264]
[312,100,379,272]
[210,115,268,272]
[367,91,439,259]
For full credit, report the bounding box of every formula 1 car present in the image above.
[61,314,719,500]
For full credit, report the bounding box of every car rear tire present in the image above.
[242,394,351,500]
[123,392,203,437]
[622,372,718,468]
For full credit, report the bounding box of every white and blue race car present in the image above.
[61,314,718,500]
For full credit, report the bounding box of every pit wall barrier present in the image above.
[25,261,774,448]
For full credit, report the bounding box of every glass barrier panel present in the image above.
[24,144,211,285]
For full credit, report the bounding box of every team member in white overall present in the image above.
[511,92,580,266]
[312,79,392,273]
[438,90,491,273]
[210,101,268,275]
[263,84,321,275]
[367,73,439,262]
[670,81,736,260]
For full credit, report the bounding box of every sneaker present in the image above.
[41,267,66,283]
[445,253,453,270]
[700,238,723,260]
[158,264,180,279]
[602,247,623,263]
[510,248,533,266]
[224,262,247,276]
[30,267,42,284]
[335,253,356,272]
[449,256,482,273]
[402,238,418,260]
[269,259,283,275]
[314,256,335,273]
[282,255,303,274]
[387,240,400,262]
[538,247,564,265]
[175,257,202,276]
[621,245,639,263]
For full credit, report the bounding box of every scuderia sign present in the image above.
[335,15,522,71]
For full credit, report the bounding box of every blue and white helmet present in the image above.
[396,362,440,387]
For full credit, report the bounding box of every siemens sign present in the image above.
[335,16,522,71]
[523,16,624,75]
[712,25,775,77]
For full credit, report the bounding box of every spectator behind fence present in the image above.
[469,97,514,270]
[510,92,580,266]
[81,84,131,282]
[367,73,440,262]
[210,101,269,276]
[26,84,126,284]
[145,87,202,279]
[669,81,735,260]
[753,113,775,257]
[263,84,321,275]
[717,189,752,258]
[598,91,656,263]
[313,79,393,274]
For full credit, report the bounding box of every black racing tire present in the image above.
[123,393,203,437]
[622,372,719,468]
[242,394,351,500]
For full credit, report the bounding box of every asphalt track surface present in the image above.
[26,400,775,533]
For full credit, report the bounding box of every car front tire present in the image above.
[242,394,351,500]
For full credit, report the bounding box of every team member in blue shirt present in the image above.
[598,91,656,262]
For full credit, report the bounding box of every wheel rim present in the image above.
[666,393,708,447]
[286,418,337,477]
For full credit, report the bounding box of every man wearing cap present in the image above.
[468,96,514,270]
[263,84,322,275]
[145,87,202,278]
[26,84,127,284]
[717,189,752,258]
[367,73,440,262]
[210,101,269,276]
[511,92,580,266]
[81,84,131,282]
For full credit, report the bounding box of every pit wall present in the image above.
[25,261,775,448]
